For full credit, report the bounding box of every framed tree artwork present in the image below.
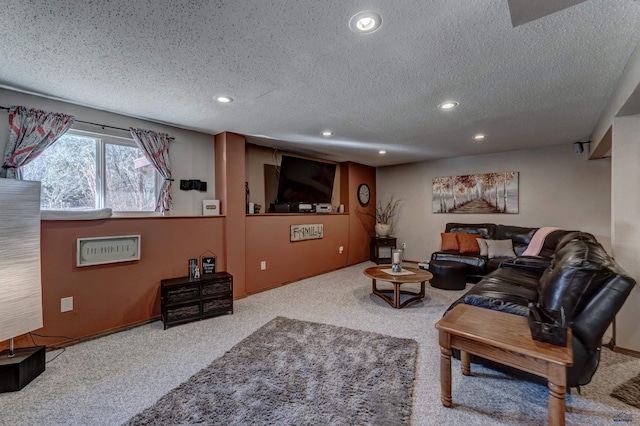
[432,171,519,213]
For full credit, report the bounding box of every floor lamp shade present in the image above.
[0,179,43,343]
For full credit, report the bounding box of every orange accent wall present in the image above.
[1,216,225,349]
[341,162,376,265]
[245,214,350,293]
[215,132,247,298]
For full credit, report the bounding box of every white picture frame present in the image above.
[77,235,141,267]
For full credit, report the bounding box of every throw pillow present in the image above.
[440,232,459,252]
[456,232,480,255]
[486,239,516,259]
[476,238,489,256]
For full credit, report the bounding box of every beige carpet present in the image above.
[0,262,639,425]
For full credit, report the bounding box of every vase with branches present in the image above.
[364,196,401,237]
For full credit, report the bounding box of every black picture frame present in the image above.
[201,256,216,274]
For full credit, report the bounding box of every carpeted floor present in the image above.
[124,317,418,425]
[0,262,639,425]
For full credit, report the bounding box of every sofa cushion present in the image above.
[456,232,480,255]
[445,223,496,240]
[431,252,487,277]
[486,239,516,258]
[554,231,598,254]
[486,257,512,273]
[484,266,542,289]
[538,230,576,259]
[495,225,538,256]
[476,238,488,256]
[440,232,459,251]
[462,277,537,316]
[538,234,615,320]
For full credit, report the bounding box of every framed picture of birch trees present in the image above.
[432,171,518,213]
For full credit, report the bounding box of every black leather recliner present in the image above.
[444,232,636,387]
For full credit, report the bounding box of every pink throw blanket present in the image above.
[521,227,563,256]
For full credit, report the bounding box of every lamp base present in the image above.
[0,346,46,393]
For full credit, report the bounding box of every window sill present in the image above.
[40,210,226,221]
[41,208,113,221]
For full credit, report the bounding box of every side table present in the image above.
[435,304,572,426]
[370,237,397,264]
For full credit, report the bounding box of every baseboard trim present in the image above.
[46,316,161,349]
[612,345,640,358]
[245,263,354,296]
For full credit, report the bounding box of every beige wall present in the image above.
[0,88,216,216]
[376,144,612,262]
[611,115,640,352]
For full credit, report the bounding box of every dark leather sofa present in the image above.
[443,231,636,387]
[431,222,572,282]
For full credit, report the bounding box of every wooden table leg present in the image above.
[393,282,401,308]
[461,350,471,376]
[547,363,567,426]
[371,278,376,293]
[439,330,452,407]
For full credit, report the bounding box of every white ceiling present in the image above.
[1,0,639,167]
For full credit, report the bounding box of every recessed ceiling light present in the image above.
[321,130,333,137]
[438,101,459,110]
[349,11,382,34]
[474,134,485,140]
[216,96,233,103]
[379,150,386,155]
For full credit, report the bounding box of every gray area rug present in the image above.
[124,316,418,426]
[611,372,640,409]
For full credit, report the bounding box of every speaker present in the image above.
[573,142,584,154]
[0,346,46,393]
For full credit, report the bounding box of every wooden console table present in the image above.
[435,304,572,426]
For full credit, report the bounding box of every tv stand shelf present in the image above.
[160,272,233,329]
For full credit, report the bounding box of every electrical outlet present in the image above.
[339,246,344,254]
[402,242,406,250]
[260,261,266,270]
[61,296,73,313]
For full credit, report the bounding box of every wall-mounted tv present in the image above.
[276,155,336,204]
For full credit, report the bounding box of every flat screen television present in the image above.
[276,155,336,204]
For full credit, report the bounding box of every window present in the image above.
[22,130,159,211]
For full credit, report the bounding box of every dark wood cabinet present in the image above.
[161,272,233,329]
[370,237,397,264]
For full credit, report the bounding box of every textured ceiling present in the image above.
[1,0,639,166]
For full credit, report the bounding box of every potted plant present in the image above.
[373,196,401,237]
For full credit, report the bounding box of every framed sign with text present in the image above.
[290,224,324,242]
[201,256,217,274]
[77,235,141,267]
